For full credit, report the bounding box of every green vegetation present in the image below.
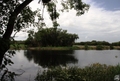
[96,45,104,50]
[84,44,89,50]
[10,44,27,50]
[25,27,79,47]
[27,46,80,50]
[75,40,120,50]
[75,40,110,46]
[35,63,120,81]
[10,40,27,50]
[10,40,120,50]
[110,44,114,50]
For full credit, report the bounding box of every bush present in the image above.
[35,63,120,81]
[110,44,114,50]
[96,45,103,50]
[84,44,89,50]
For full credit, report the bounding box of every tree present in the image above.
[26,27,79,47]
[0,0,89,65]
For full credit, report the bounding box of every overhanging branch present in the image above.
[3,0,33,39]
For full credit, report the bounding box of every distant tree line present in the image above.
[75,40,120,46]
[112,41,120,46]
[11,38,120,47]
[75,40,110,46]
[25,27,79,47]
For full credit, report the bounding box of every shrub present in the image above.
[96,45,103,50]
[110,44,114,50]
[84,44,89,50]
[35,63,120,81]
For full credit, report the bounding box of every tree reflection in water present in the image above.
[24,50,78,67]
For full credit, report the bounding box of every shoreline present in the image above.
[10,45,120,50]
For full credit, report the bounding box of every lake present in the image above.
[7,50,120,81]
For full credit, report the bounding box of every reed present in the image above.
[35,63,120,81]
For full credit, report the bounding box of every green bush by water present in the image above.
[84,44,89,50]
[96,45,104,50]
[35,63,120,81]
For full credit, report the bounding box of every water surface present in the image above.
[8,50,120,81]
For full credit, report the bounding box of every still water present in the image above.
[8,50,120,81]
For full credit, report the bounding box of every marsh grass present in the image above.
[28,46,80,50]
[35,63,120,81]
[10,44,27,50]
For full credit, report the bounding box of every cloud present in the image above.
[15,0,120,43]
[57,0,120,42]
[14,32,28,40]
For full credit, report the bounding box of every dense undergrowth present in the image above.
[35,63,120,81]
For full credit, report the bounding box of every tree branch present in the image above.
[3,0,33,39]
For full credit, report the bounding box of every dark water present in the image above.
[8,50,120,81]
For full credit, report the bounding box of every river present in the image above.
[7,50,120,81]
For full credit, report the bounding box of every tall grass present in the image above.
[35,63,120,81]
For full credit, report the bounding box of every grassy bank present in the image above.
[10,44,80,50]
[35,63,120,81]
[10,44,27,50]
[74,45,120,50]
[10,44,120,50]
[27,46,80,50]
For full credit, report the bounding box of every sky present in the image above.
[14,0,120,43]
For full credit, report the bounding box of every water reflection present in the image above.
[24,50,78,67]
[7,50,120,81]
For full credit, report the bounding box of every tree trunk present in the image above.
[0,38,10,65]
[0,0,33,66]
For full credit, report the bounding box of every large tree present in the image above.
[0,0,89,65]
[26,27,79,47]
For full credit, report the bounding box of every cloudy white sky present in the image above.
[14,0,120,43]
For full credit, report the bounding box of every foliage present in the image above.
[25,27,79,47]
[0,0,36,36]
[0,50,25,81]
[35,63,120,81]
[0,50,16,81]
[84,44,88,50]
[35,66,83,81]
[10,40,26,49]
[0,39,25,81]
[112,41,120,46]
[96,45,103,50]
[110,44,114,50]
[75,40,110,46]
[0,0,89,37]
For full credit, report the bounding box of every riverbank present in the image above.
[27,46,80,50]
[74,45,120,50]
[10,44,120,50]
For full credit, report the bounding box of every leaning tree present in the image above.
[0,0,89,65]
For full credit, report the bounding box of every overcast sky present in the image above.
[14,0,120,43]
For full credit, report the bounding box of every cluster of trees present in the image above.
[75,40,110,46]
[25,27,79,47]
[11,40,120,47]
[112,41,120,46]
[75,40,120,46]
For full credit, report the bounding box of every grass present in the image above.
[74,45,120,50]
[35,63,120,81]
[10,44,80,50]
[28,46,80,50]
[10,44,27,50]
[10,44,120,50]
